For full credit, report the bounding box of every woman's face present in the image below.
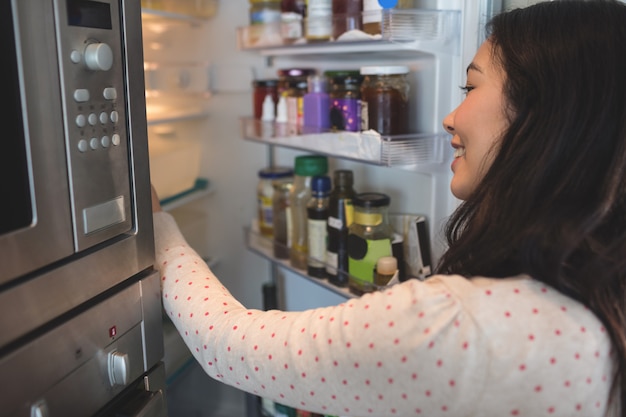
[443,40,510,201]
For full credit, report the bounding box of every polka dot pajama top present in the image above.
[154,212,617,417]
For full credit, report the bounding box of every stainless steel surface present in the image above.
[0,0,164,416]
[0,272,165,417]
[0,0,155,349]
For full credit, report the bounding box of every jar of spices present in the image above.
[258,166,294,238]
[347,192,394,295]
[360,65,411,136]
[325,70,364,132]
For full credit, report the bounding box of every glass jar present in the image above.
[325,70,363,132]
[258,166,294,238]
[252,79,279,120]
[360,65,410,136]
[347,192,394,295]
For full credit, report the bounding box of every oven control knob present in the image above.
[84,42,113,71]
[108,350,130,386]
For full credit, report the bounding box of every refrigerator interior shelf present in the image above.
[237,8,460,57]
[241,118,451,170]
[160,178,214,212]
[141,5,216,25]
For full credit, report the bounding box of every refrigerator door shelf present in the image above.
[241,117,452,171]
[237,8,460,57]
[245,212,430,300]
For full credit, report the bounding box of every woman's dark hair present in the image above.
[436,0,626,412]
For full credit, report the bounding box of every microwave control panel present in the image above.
[53,0,133,251]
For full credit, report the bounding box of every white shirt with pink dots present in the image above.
[154,211,616,417]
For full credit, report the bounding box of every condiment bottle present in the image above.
[257,167,294,238]
[277,68,317,128]
[326,170,357,287]
[306,0,333,42]
[360,65,410,135]
[326,70,363,132]
[289,155,329,270]
[307,175,331,278]
[347,192,394,295]
[303,75,330,132]
[362,0,383,35]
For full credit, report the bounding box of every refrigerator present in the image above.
[140,0,511,415]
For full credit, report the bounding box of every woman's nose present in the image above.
[442,111,455,134]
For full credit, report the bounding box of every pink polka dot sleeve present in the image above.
[153,212,615,417]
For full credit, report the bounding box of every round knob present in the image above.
[108,350,129,386]
[84,43,113,71]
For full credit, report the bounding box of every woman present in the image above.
[153,1,626,415]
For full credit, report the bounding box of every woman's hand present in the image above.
[151,184,162,213]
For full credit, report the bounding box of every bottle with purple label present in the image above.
[303,75,330,132]
[325,70,364,132]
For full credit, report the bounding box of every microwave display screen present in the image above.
[1,2,33,234]
[67,0,112,29]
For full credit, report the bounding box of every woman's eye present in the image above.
[459,85,475,95]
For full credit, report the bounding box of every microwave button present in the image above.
[84,43,113,72]
[70,50,82,64]
[99,112,109,124]
[73,89,90,103]
[78,139,89,153]
[88,113,98,126]
[103,87,117,100]
[76,114,87,128]
[90,137,99,150]
[112,134,121,146]
[101,136,111,148]
[110,111,119,124]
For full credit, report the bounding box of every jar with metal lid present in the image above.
[258,166,294,238]
[347,192,394,295]
[325,70,363,132]
[360,65,410,136]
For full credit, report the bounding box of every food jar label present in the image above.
[330,98,361,132]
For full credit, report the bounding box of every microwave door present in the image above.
[0,0,74,285]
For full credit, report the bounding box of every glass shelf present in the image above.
[241,117,451,170]
[160,178,214,211]
[237,8,461,57]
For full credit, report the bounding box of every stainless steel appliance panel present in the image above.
[0,272,164,417]
[0,0,155,349]
[0,0,74,284]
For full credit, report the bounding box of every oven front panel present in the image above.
[0,272,165,417]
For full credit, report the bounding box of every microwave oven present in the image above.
[0,0,156,363]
